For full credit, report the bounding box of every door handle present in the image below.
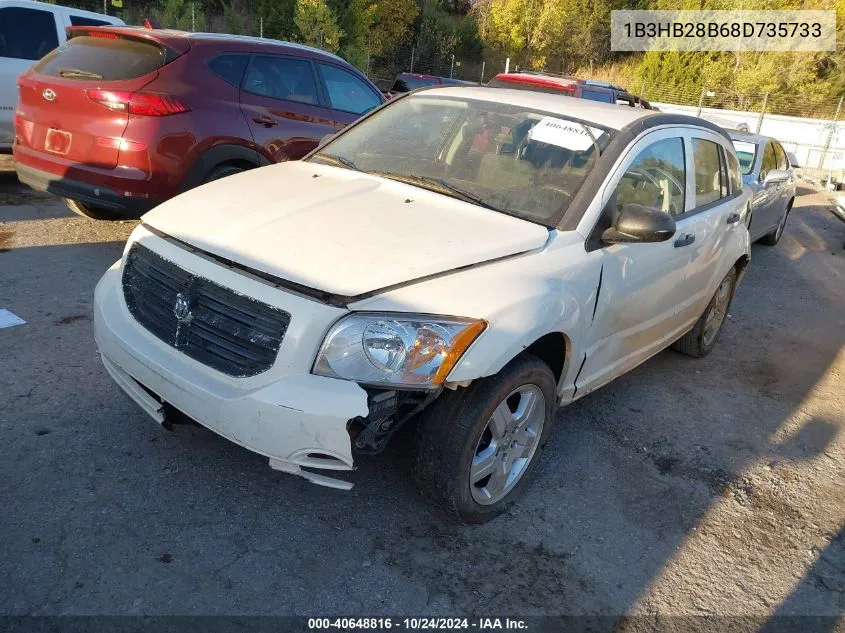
[726,212,741,224]
[252,116,277,127]
[673,233,696,248]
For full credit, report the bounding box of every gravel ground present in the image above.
[1,163,843,628]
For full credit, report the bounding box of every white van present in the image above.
[0,0,123,147]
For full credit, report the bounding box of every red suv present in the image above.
[14,27,385,219]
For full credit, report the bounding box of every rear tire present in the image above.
[411,354,556,524]
[672,267,737,358]
[63,198,123,221]
[201,164,245,184]
[758,201,792,246]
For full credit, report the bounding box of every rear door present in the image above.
[0,4,60,145]
[773,141,794,210]
[238,54,335,162]
[314,62,383,129]
[678,134,746,323]
[752,141,781,234]
[16,32,176,168]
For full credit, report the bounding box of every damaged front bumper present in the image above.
[94,264,369,490]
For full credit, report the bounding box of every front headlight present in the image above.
[313,313,487,388]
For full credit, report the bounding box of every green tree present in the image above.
[160,0,206,31]
[258,0,297,40]
[295,0,343,52]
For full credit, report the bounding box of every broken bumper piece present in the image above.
[94,266,369,490]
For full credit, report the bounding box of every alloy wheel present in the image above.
[469,384,546,505]
[702,277,732,347]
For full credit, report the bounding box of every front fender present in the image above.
[350,231,600,390]
[444,282,581,384]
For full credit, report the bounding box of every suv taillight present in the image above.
[86,89,189,116]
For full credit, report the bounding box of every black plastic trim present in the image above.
[15,163,156,216]
[178,143,267,192]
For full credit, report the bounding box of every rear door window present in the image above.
[0,7,59,61]
[692,139,723,207]
[32,35,171,80]
[725,149,742,194]
[317,63,382,115]
[243,55,320,105]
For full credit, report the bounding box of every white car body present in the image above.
[0,0,123,147]
[94,87,751,490]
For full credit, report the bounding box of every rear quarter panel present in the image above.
[135,45,255,195]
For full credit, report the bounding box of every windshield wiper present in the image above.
[314,153,361,172]
[57,68,103,79]
[369,171,500,212]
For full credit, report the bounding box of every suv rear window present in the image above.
[32,35,172,81]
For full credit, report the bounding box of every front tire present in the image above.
[200,164,245,184]
[672,267,737,358]
[411,354,556,524]
[63,198,122,221]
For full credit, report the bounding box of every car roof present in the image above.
[421,86,657,131]
[98,27,346,63]
[728,131,773,145]
[492,72,579,88]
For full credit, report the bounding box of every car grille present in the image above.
[122,244,291,377]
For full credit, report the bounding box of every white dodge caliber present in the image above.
[95,87,751,523]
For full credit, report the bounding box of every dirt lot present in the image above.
[1,163,843,629]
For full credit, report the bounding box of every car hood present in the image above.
[142,161,550,298]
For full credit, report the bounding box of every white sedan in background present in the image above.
[95,88,751,523]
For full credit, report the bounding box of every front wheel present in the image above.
[200,164,245,184]
[672,267,737,358]
[63,198,122,221]
[411,354,556,524]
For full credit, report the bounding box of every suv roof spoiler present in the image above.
[65,25,191,54]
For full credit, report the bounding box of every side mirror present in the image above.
[763,168,790,185]
[601,203,676,245]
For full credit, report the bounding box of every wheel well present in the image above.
[524,332,567,383]
[211,158,257,173]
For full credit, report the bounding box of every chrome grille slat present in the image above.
[122,244,291,377]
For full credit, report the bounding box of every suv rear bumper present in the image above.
[15,162,157,217]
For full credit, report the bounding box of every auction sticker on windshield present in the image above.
[528,117,599,151]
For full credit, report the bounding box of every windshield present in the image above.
[308,95,608,226]
[732,140,757,175]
